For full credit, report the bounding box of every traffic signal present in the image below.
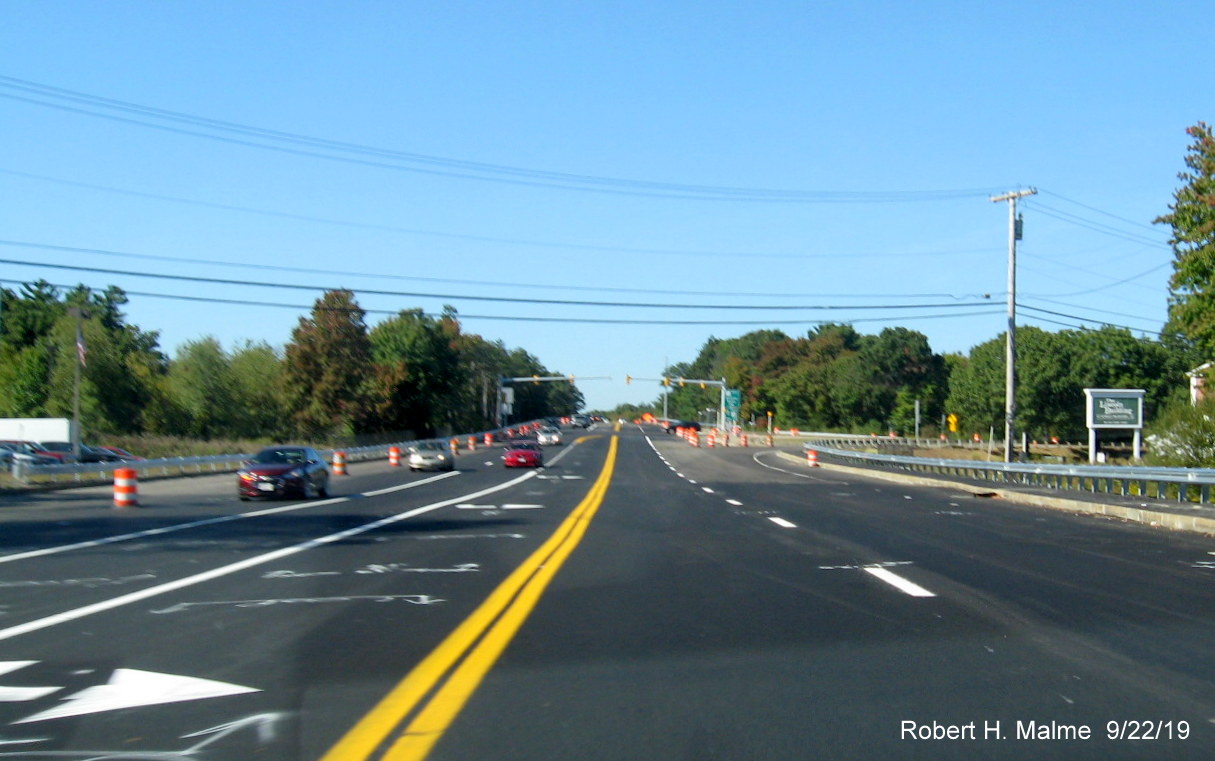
[679,379,686,387]
[662,377,670,386]
[626,375,632,384]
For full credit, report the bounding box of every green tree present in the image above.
[168,337,239,439]
[366,309,463,436]
[228,340,287,439]
[1159,122,1215,355]
[283,290,373,438]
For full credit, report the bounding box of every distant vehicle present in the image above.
[572,414,592,428]
[95,446,146,461]
[0,442,58,466]
[663,420,700,434]
[0,440,72,462]
[407,441,455,472]
[536,427,563,446]
[238,446,330,500]
[78,445,125,463]
[503,440,544,468]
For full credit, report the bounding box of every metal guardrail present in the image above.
[7,422,549,487]
[802,437,1215,505]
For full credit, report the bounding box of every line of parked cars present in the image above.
[0,440,145,466]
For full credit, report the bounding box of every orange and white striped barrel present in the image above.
[113,467,138,507]
[741,434,749,447]
[707,430,717,448]
[484,432,493,447]
[388,446,401,467]
[766,434,775,447]
[449,439,459,457]
[806,449,819,467]
[467,436,476,451]
[333,451,348,476]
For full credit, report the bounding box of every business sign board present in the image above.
[1084,389,1145,429]
[1083,388,1145,463]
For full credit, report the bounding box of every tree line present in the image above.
[649,323,1194,441]
[648,122,1215,453]
[0,285,582,444]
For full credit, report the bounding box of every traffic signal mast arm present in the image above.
[625,375,725,388]
[501,375,611,383]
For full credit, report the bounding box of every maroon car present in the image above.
[502,440,544,468]
[238,445,330,500]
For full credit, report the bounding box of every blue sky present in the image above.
[1,1,1207,412]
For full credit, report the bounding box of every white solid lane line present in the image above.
[0,471,538,643]
[863,566,936,597]
[0,471,462,566]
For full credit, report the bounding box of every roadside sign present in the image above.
[724,389,742,425]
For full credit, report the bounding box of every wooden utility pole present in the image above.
[990,188,1037,462]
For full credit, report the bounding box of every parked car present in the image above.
[503,440,544,468]
[536,427,563,446]
[77,445,122,463]
[96,446,146,461]
[0,440,71,463]
[406,441,455,472]
[237,446,330,500]
[0,442,58,466]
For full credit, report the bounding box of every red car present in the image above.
[502,440,544,468]
[238,445,330,500]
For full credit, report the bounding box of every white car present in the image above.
[536,427,563,446]
[407,441,455,471]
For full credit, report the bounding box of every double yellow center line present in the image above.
[321,435,618,761]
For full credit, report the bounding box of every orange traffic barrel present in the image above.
[113,467,138,507]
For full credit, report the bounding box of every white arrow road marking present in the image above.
[14,668,260,723]
[0,661,57,701]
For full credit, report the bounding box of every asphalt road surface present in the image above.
[0,424,1211,760]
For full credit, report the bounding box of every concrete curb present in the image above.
[776,452,1215,536]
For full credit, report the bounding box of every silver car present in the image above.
[407,441,455,471]
[536,427,563,446]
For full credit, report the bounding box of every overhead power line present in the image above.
[0,252,998,312]
[0,232,986,301]
[0,75,1002,203]
[0,168,1003,264]
[0,278,1004,327]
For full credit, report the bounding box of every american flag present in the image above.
[76,327,86,367]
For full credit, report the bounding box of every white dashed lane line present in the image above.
[647,433,939,600]
[863,566,937,597]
